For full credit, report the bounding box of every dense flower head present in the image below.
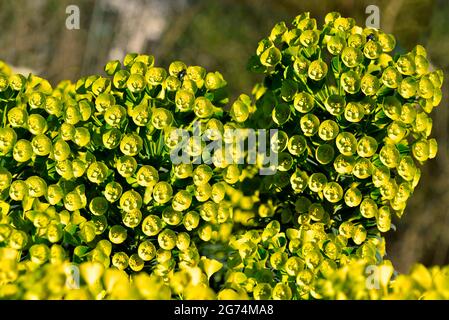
[0,11,445,300]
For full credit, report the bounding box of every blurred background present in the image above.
[0,0,448,273]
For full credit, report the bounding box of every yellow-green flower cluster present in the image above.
[243,11,443,272]
[0,55,247,298]
[0,11,445,300]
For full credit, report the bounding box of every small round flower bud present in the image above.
[138,240,157,261]
[13,139,33,162]
[120,133,143,156]
[87,162,109,184]
[336,132,357,156]
[323,182,343,203]
[9,180,28,201]
[352,158,373,179]
[344,102,365,122]
[344,187,362,207]
[340,70,361,94]
[341,47,363,68]
[360,198,378,218]
[361,74,380,96]
[7,107,28,128]
[300,114,320,136]
[315,144,335,165]
[31,134,52,156]
[152,181,173,204]
[325,95,345,116]
[308,60,328,81]
[379,144,400,168]
[116,155,137,178]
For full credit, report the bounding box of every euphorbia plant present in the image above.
[0,12,446,300]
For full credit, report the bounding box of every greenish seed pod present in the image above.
[152,181,173,204]
[378,33,396,52]
[308,173,328,193]
[347,33,365,48]
[288,135,307,156]
[396,54,416,76]
[336,132,357,156]
[7,107,28,128]
[60,123,76,141]
[372,165,391,187]
[382,96,402,121]
[398,77,418,99]
[299,29,319,47]
[194,97,214,119]
[387,121,407,143]
[120,133,143,156]
[363,40,382,59]
[122,209,142,228]
[95,93,116,113]
[142,215,163,237]
[138,240,157,261]
[74,127,91,147]
[89,197,109,216]
[412,139,430,162]
[112,252,129,270]
[104,105,127,127]
[290,170,309,192]
[293,56,310,75]
[326,35,346,55]
[116,155,137,178]
[382,67,402,89]
[377,206,391,232]
[102,128,122,149]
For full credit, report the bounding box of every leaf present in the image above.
[74,245,91,258]
[199,257,223,281]
[65,223,78,235]
[22,196,35,212]
[63,230,80,246]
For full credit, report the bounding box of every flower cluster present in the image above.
[0,54,256,298]
[0,11,445,300]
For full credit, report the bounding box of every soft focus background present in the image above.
[0,0,448,273]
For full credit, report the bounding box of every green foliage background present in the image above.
[0,0,448,273]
